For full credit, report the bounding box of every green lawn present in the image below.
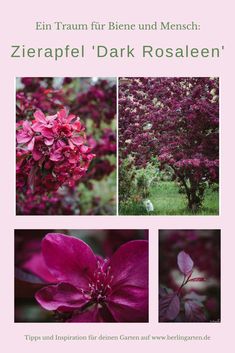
[119,181,219,215]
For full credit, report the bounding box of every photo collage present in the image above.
[15,77,220,323]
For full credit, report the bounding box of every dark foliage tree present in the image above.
[119,77,219,211]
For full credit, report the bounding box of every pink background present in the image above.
[1,0,234,351]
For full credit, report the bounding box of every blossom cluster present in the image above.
[16,78,116,215]
[17,108,95,193]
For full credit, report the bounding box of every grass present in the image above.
[119,181,219,215]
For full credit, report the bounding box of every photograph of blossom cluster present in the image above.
[119,77,219,215]
[15,229,148,323]
[159,230,220,323]
[16,77,116,215]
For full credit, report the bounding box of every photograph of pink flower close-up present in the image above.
[159,230,220,323]
[16,77,116,215]
[15,230,148,323]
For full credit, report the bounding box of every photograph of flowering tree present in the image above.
[119,77,219,215]
[16,77,116,215]
[15,229,148,322]
[159,230,220,322]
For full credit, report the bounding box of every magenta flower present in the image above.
[54,108,85,149]
[32,110,56,134]
[35,233,148,322]
[16,108,95,193]
[17,121,35,151]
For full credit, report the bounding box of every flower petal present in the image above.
[41,127,54,139]
[70,136,84,146]
[68,304,115,322]
[57,109,67,122]
[35,283,88,311]
[27,137,35,151]
[22,252,57,283]
[66,114,76,124]
[44,138,54,146]
[42,233,97,288]
[50,148,63,162]
[108,240,148,289]
[107,285,148,322]
[22,120,32,132]
[34,110,46,123]
[32,122,43,132]
[32,148,43,161]
[46,114,57,123]
[17,130,32,144]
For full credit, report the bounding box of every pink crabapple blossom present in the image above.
[33,233,148,322]
[16,108,95,193]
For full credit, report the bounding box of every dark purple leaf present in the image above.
[177,251,194,275]
[184,300,206,322]
[159,286,168,298]
[159,293,180,321]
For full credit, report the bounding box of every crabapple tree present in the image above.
[119,77,219,211]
